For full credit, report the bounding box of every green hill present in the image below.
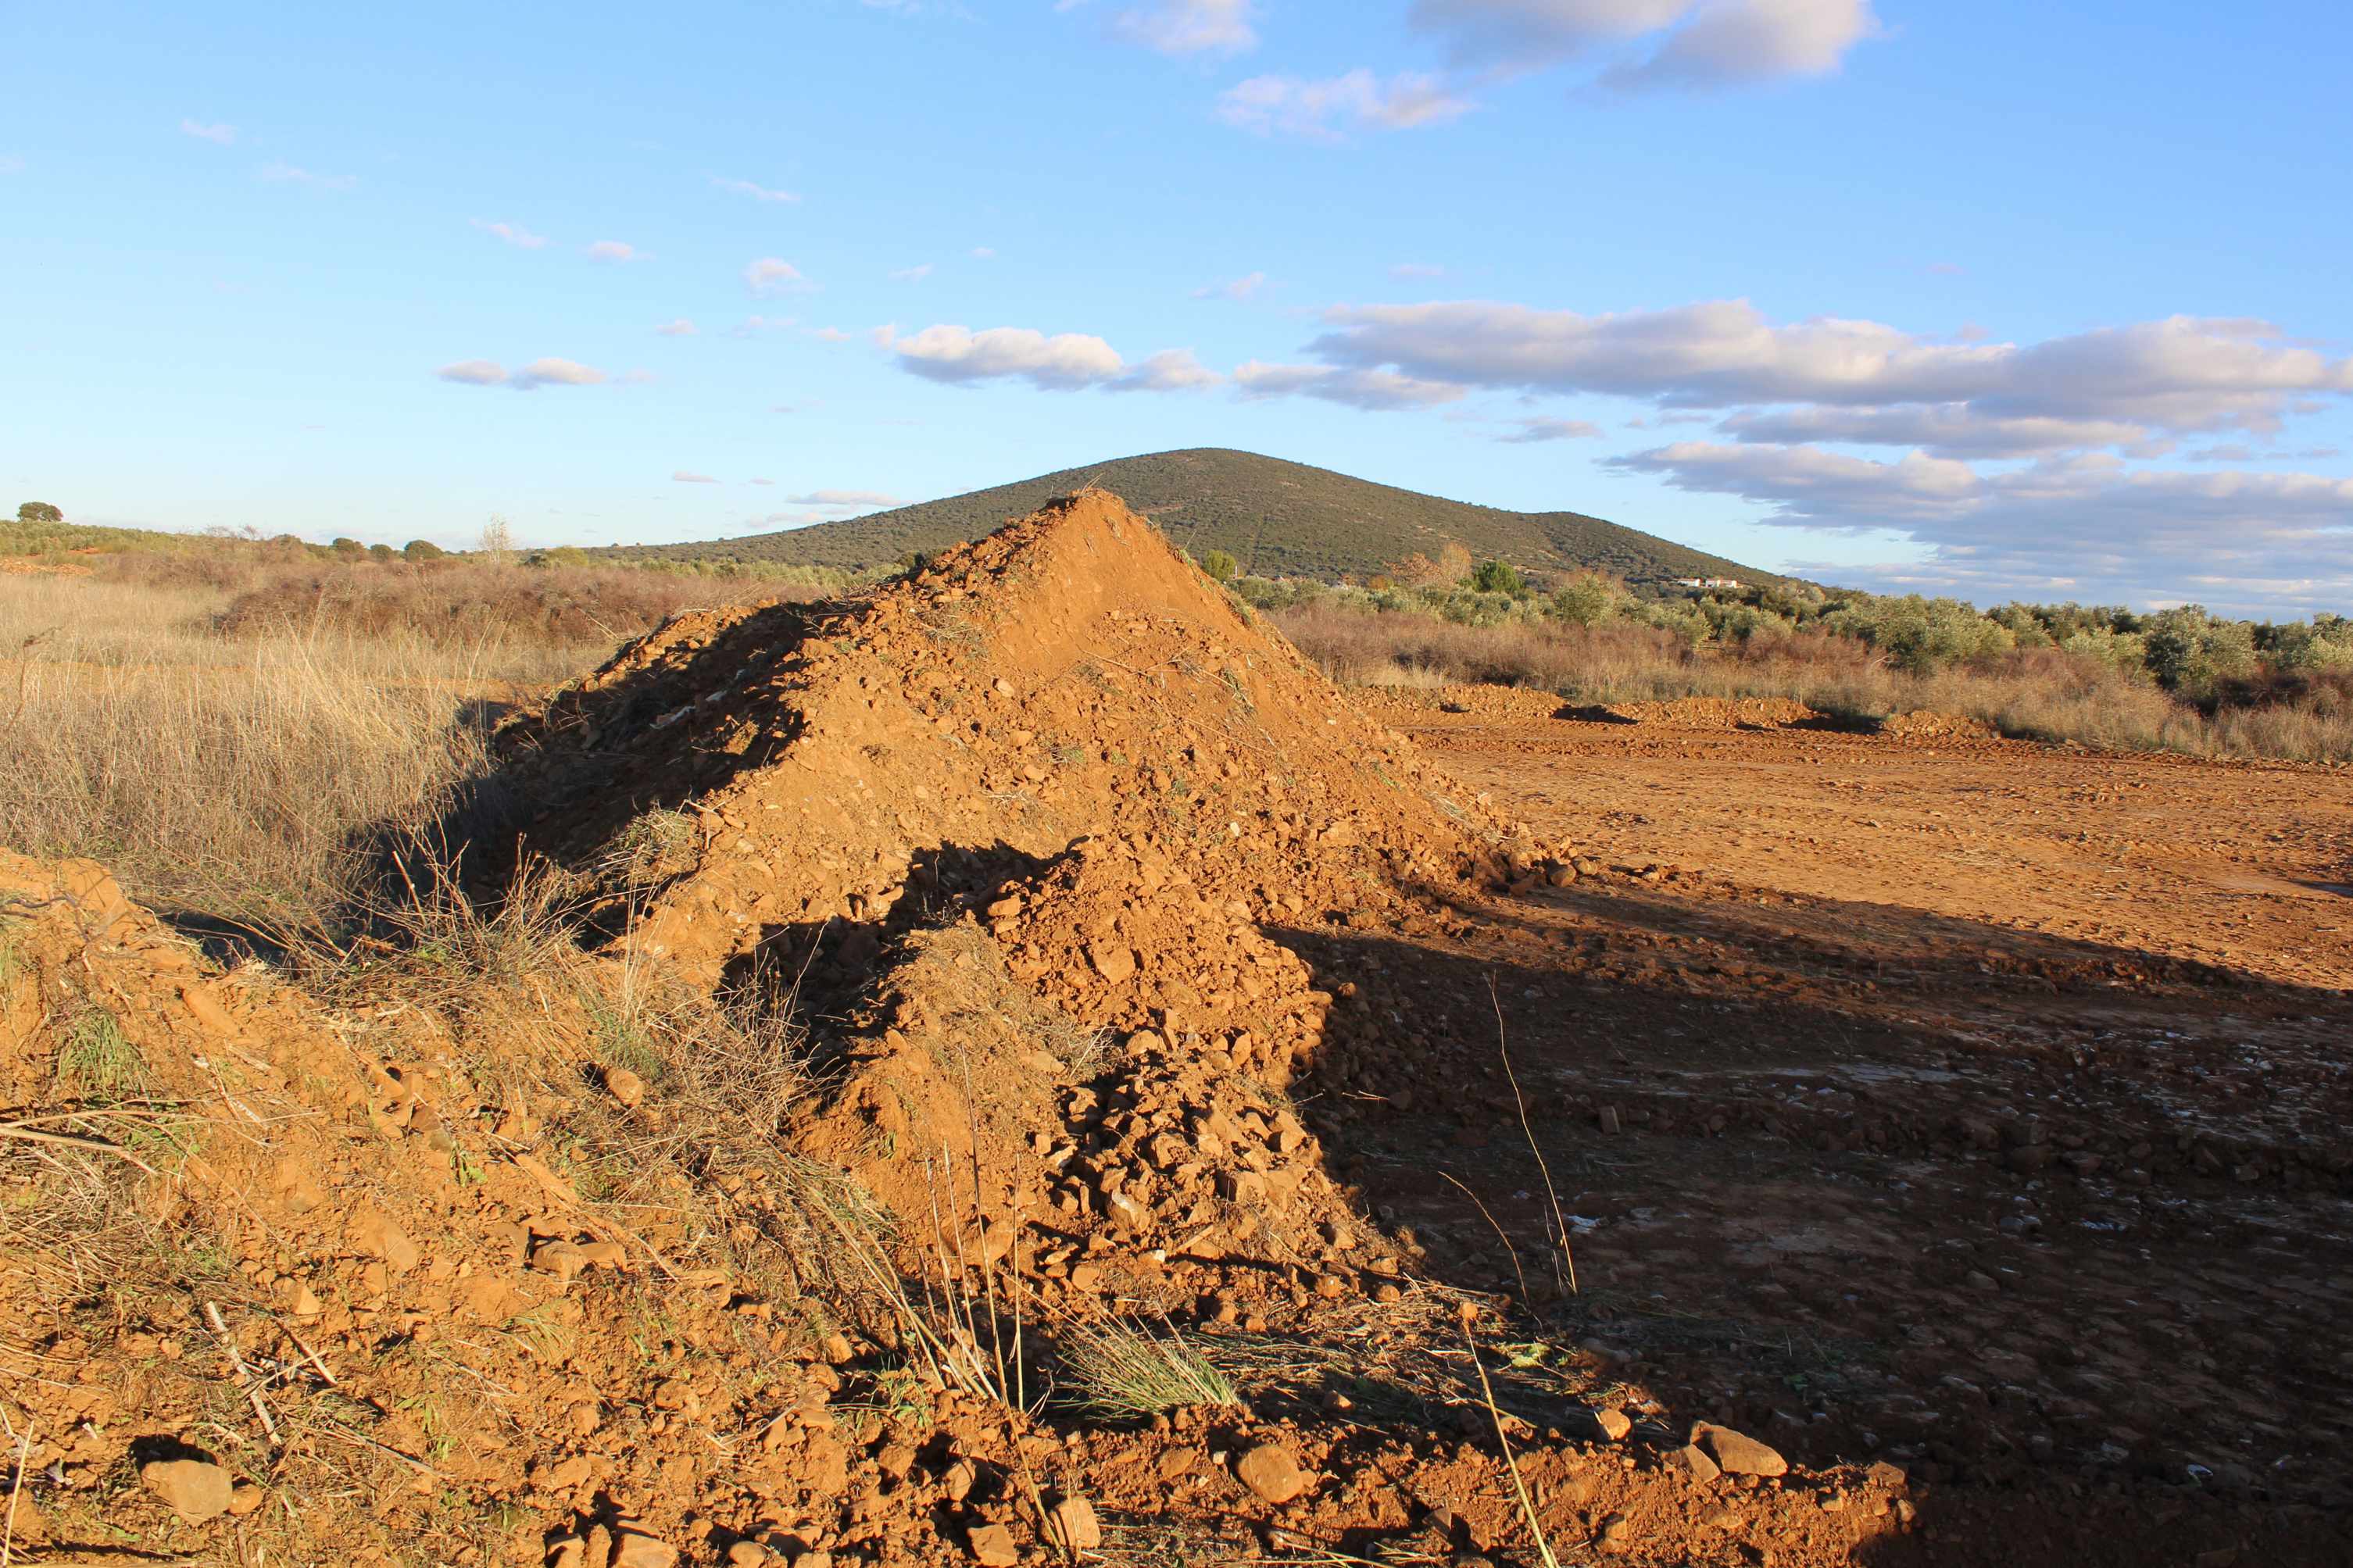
[601,448,1775,589]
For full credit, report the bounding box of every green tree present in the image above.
[367,542,396,563]
[1468,559,1525,595]
[1200,548,1238,583]
[401,539,447,562]
[331,537,365,559]
[1550,570,1625,627]
[16,502,63,524]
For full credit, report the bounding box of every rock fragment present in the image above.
[1236,1442,1311,1503]
[140,1457,234,1520]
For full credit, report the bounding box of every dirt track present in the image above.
[1304,693,2353,1555]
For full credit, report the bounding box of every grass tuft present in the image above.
[1057,1316,1238,1420]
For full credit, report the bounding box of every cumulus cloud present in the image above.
[586,240,642,262]
[513,358,608,389]
[1407,0,1878,87]
[1602,0,1881,91]
[435,357,609,390]
[1611,441,2353,612]
[1232,361,1463,410]
[1407,0,1697,66]
[1301,301,2353,443]
[673,470,720,483]
[785,488,901,508]
[712,176,799,203]
[745,258,816,295]
[1499,416,1604,442]
[1109,0,1260,55]
[881,324,1126,389]
[473,219,548,248]
[181,118,236,145]
[1111,349,1224,392]
[878,323,1218,395]
[259,163,356,191]
[1217,70,1473,139]
[889,263,935,282]
[1718,404,2162,459]
[970,245,997,259]
[655,318,698,337]
[1193,270,1268,301]
[810,327,855,342]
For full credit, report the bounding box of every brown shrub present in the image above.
[212,560,813,651]
[1274,602,2353,763]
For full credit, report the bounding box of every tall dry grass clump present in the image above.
[0,555,803,927]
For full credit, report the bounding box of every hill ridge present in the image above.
[604,447,1775,588]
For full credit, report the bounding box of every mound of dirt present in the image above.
[486,493,1572,1274]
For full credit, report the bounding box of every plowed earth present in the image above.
[4,498,2348,1568]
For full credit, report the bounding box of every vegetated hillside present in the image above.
[600,448,1776,588]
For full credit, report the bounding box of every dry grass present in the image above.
[1275,603,2353,763]
[1056,1316,1239,1419]
[0,558,813,928]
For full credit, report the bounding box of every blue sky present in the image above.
[5,1,2349,614]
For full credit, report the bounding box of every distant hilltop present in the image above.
[599,448,1777,589]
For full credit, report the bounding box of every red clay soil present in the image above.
[4,497,2348,1566]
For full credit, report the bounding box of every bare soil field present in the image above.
[4,498,2347,1568]
[1326,687,2353,1556]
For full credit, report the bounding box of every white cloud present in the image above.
[473,219,549,248]
[513,358,608,389]
[438,358,608,390]
[1718,404,2161,459]
[749,478,774,486]
[655,318,699,337]
[674,470,720,484]
[1232,360,1463,410]
[180,118,236,145]
[0,155,23,175]
[1602,0,1881,91]
[881,324,1129,389]
[877,324,1221,394]
[712,176,800,203]
[810,327,855,342]
[1217,70,1474,139]
[889,263,935,282]
[1499,416,1604,442]
[586,240,642,262]
[970,245,997,259]
[1408,0,1696,66]
[785,489,901,508]
[1110,0,1259,55]
[1390,262,1447,279]
[1406,0,1878,87]
[1111,349,1224,392]
[745,258,816,295]
[733,315,799,337]
[1301,301,2353,441]
[260,163,356,191]
[1193,270,1268,301]
[1611,441,2353,612]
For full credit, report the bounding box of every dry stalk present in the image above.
[1436,1170,1530,1309]
[1487,976,1576,1297]
[1,1417,32,1568]
[205,1302,280,1445]
[1458,1315,1561,1568]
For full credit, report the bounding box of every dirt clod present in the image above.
[140,1458,234,1520]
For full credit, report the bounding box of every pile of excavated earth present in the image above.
[1,493,2332,1566]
